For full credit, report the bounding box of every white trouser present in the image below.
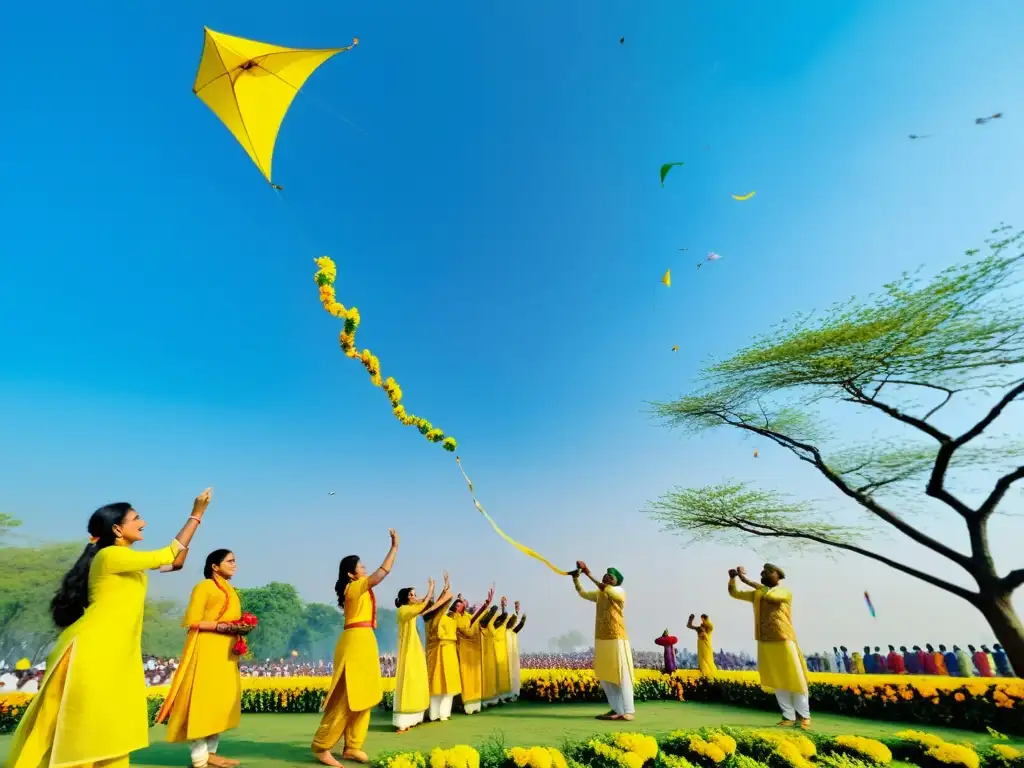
[429,694,454,721]
[463,699,481,715]
[775,689,810,721]
[392,710,424,730]
[190,735,220,767]
[600,679,635,715]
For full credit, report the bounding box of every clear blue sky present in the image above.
[2,0,1023,655]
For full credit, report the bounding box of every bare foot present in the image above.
[313,750,343,767]
[342,750,369,764]
[208,757,237,768]
[777,720,796,728]
[620,714,635,721]
[799,719,812,730]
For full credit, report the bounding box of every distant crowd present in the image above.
[806,644,1015,677]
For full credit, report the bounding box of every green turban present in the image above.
[607,567,624,585]
[764,563,786,579]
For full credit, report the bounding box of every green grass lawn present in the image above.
[2,701,1020,768]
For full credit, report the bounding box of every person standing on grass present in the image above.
[728,564,810,729]
[157,549,252,768]
[687,614,718,677]
[887,645,905,674]
[571,560,635,722]
[655,630,679,674]
[454,589,494,715]
[5,490,212,768]
[311,529,399,766]
[392,574,449,733]
[423,584,459,722]
[506,601,527,699]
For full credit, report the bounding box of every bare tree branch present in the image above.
[926,380,1024,515]
[1003,568,1024,593]
[978,465,1024,521]
[841,382,952,443]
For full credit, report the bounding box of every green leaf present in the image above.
[660,162,684,187]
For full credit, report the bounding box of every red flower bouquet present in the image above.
[240,612,259,628]
[232,637,249,656]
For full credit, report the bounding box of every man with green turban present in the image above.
[729,563,810,728]
[570,561,634,721]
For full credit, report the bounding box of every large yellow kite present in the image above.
[193,27,357,187]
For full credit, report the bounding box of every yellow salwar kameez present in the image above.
[6,540,183,768]
[494,613,514,701]
[156,576,242,767]
[456,612,484,714]
[312,577,381,756]
[506,615,526,699]
[426,601,460,721]
[728,580,809,722]
[852,652,865,674]
[696,620,717,677]
[392,603,430,730]
[479,609,500,707]
[573,576,635,716]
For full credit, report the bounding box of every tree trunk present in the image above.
[975,591,1024,674]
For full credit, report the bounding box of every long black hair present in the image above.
[395,587,414,607]
[51,503,133,629]
[204,549,233,580]
[335,555,361,608]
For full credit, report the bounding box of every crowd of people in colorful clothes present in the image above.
[806,644,1015,677]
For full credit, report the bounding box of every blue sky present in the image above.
[2,0,1023,655]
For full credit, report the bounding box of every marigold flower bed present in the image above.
[0,670,1020,735]
[372,727,1024,768]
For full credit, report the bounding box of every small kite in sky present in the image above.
[909,134,931,140]
[732,191,756,201]
[753,450,759,458]
[678,247,689,251]
[975,113,1003,125]
[660,162,684,187]
[619,36,624,44]
[671,346,679,352]
[864,591,876,618]
[696,252,721,270]
[660,269,671,287]
[328,492,336,496]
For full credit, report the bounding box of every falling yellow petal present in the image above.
[661,269,671,287]
[753,450,759,458]
[193,28,358,185]
[732,191,756,201]
[671,346,679,352]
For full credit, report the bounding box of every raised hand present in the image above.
[443,570,450,588]
[193,488,213,517]
[389,528,399,547]
[736,566,747,578]
[514,600,521,613]
[486,586,495,603]
[689,613,696,622]
[576,560,590,574]
[427,577,436,594]
[500,596,508,609]
[728,568,738,579]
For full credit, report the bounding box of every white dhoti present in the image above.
[428,695,454,721]
[190,735,221,768]
[595,637,635,715]
[774,689,810,721]
[392,711,424,730]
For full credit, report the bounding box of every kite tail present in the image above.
[456,457,570,576]
[313,257,457,452]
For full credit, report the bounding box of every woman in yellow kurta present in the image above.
[393,574,450,732]
[424,593,459,722]
[687,613,718,677]
[454,590,494,715]
[478,604,503,708]
[494,597,515,702]
[6,490,211,768]
[157,550,251,768]
[312,529,399,767]
[728,564,810,728]
[851,651,866,674]
[506,601,527,700]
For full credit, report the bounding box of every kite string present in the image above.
[455,458,570,576]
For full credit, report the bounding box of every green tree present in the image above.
[647,226,1024,671]
[238,582,304,660]
[0,514,20,541]
[548,629,588,653]
[142,599,187,658]
[289,602,343,661]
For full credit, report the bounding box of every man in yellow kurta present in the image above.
[424,594,460,721]
[455,589,493,714]
[728,564,810,728]
[572,561,634,721]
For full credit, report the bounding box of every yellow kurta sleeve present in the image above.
[182,581,211,628]
[102,540,183,574]
[728,580,756,602]
[760,587,791,604]
[573,576,598,603]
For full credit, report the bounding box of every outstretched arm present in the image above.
[470,587,496,625]
[572,572,599,603]
[368,529,399,588]
[686,614,698,631]
[478,604,499,628]
[513,614,527,633]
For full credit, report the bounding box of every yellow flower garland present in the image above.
[313,257,456,452]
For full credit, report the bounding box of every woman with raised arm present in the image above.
[6,489,212,768]
[158,550,253,768]
[495,597,516,702]
[311,529,399,767]
[455,588,494,715]
[507,600,527,700]
[687,614,718,677]
[424,580,460,722]
[393,573,451,733]
[477,601,501,708]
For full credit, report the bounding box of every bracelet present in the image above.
[379,566,391,574]
[174,538,188,551]
[189,515,202,524]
